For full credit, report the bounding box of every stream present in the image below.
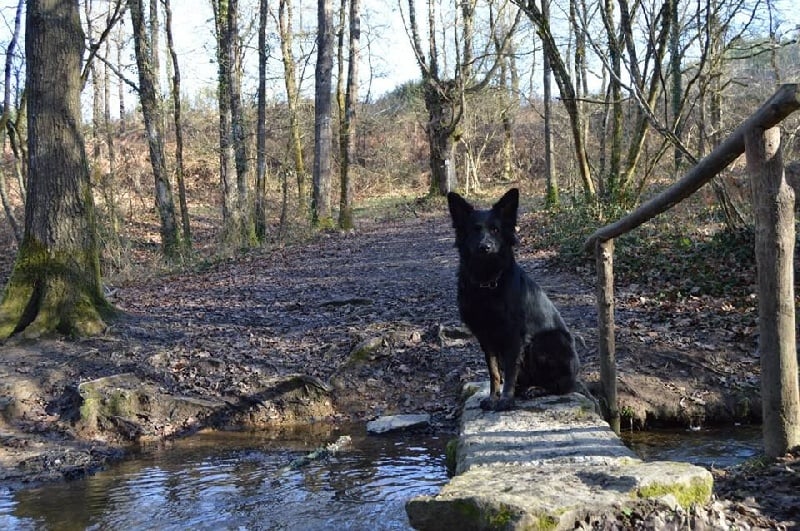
[622,424,763,468]
[0,424,764,530]
[0,424,448,531]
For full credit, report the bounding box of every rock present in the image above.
[77,373,225,441]
[77,373,335,441]
[406,382,713,530]
[366,413,431,434]
[222,374,335,427]
[348,336,385,363]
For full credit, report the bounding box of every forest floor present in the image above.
[0,201,798,528]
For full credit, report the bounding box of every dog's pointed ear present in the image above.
[492,188,519,225]
[447,192,473,230]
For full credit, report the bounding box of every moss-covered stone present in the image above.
[346,336,384,364]
[636,476,713,508]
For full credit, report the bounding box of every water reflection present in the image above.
[622,425,762,468]
[1,425,448,530]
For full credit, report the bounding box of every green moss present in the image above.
[0,281,34,338]
[314,216,337,230]
[453,498,482,521]
[529,512,559,531]
[0,236,114,339]
[637,476,713,508]
[346,337,383,365]
[486,505,514,528]
[462,383,481,400]
[449,499,559,530]
[79,395,99,426]
[445,438,458,476]
[736,395,751,418]
[79,384,134,430]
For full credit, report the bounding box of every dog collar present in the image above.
[476,272,502,289]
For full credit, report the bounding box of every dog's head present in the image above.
[447,188,519,259]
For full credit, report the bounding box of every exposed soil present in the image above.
[0,207,798,528]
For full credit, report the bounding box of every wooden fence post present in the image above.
[745,125,800,458]
[596,238,619,433]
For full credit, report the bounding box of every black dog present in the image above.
[447,188,580,411]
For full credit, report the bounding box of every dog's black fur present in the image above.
[447,188,580,411]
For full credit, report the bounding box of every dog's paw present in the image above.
[493,396,515,411]
[479,397,496,410]
[480,396,515,411]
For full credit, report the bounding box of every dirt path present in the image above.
[1,209,797,527]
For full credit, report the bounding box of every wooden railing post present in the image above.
[596,238,619,433]
[746,125,800,457]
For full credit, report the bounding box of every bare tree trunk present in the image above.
[149,0,159,91]
[0,0,23,243]
[227,0,253,244]
[116,22,127,130]
[213,0,239,245]
[255,0,268,241]
[338,0,359,229]
[543,0,557,206]
[515,0,596,200]
[336,0,346,135]
[491,5,517,184]
[128,0,181,258]
[746,126,800,458]
[424,81,457,195]
[85,0,102,163]
[102,2,120,239]
[669,0,682,174]
[163,0,190,245]
[405,0,518,196]
[313,0,334,226]
[0,0,112,338]
[596,239,619,433]
[601,0,622,202]
[279,0,307,211]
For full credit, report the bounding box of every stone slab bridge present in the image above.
[405,383,712,530]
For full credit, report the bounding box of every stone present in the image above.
[367,413,431,434]
[406,382,713,530]
[77,373,225,441]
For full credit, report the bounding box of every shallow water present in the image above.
[0,424,449,531]
[0,423,765,530]
[621,425,763,468]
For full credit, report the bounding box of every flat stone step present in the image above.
[406,382,713,530]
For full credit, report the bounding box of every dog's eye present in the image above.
[490,226,500,235]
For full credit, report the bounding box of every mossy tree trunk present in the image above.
[0,0,113,339]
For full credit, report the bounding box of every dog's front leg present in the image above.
[493,347,522,411]
[480,351,503,410]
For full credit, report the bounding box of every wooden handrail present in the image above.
[584,83,800,251]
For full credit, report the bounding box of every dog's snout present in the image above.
[479,239,494,253]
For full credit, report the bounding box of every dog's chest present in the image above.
[458,284,523,336]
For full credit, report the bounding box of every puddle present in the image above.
[621,425,763,468]
[0,424,449,530]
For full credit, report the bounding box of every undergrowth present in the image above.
[522,198,764,305]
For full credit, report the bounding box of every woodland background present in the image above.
[0,0,798,336]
